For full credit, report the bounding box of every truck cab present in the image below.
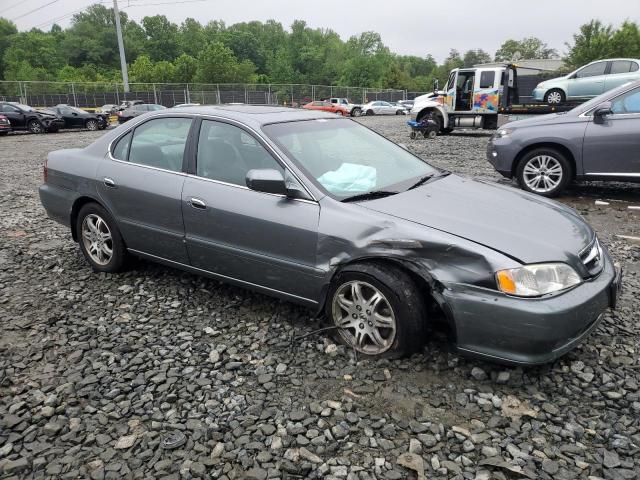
[412,65,517,132]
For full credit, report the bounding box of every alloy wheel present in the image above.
[81,214,113,265]
[331,280,396,355]
[523,155,563,193]
[28,121,43,134]
[87,120,98,131]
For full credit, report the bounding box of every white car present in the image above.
[361,101,406,116]
[98,104,118,114]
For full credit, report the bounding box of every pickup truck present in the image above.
[327,98,362,117]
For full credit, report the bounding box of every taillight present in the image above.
[43,156,48,183]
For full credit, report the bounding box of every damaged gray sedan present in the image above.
[39,106,622,365]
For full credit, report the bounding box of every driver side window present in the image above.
[611,87,640,114]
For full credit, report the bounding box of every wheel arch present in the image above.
[415,105,449,128]
[70,195,110,242]
[316,256,457,342]
[512,142,577,180]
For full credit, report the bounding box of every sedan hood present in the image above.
[360,175,593,264]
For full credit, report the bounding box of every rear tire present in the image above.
[395,110,403,115]
[325,263,427,358]
[76,203,127,273]
[544,89,565,105]
[516,148,571,197]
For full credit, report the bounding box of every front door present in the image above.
[181,119,321,302]
[97,116,194,263]
[582,86,640,176]
[567,61,607,99]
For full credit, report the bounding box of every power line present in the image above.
[0,0,28,16]
[31,1,110,30]
[9,0,62,22]
[120,0,207,7]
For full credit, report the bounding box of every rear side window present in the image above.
[480,71,495,89]
[128,117,192,172]
[631,62,639,72]
[610,60,633,74]
[575,62,607,78]
[112,132,132,160]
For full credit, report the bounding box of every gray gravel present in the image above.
[1,119,639,479]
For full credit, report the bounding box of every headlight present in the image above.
[496,263,581,297]
[494,127,514,139]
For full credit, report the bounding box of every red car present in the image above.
[302,101,349,116]
[0,114,11,136]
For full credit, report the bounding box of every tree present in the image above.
[565,20,640,68]
[0,18,18,79]
[494,37,557,61]
[179,18,207,58]
[173,53,198,83]
[128,54,155,83]
[194,41,255,83]
[463,49,491,67]
[3,30,63,80]
[142,15,181,62]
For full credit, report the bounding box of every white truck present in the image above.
[328,98,362,117]
[411,64,574,133]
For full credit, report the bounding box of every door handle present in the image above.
[189,197,206,209]
[103,177,116,188]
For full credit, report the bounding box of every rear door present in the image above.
[181,118,321,301]
[97,116,194,263]
[582,86,640,176]
[567,61,607,99]
[605,60,640,91]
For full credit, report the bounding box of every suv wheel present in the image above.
[326,263,426,358]
[77,203,127,273]
[516,148,571,197]
[27,120,44,134]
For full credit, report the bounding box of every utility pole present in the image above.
[113,0,129,93]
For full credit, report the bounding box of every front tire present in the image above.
[326,263,426,358]
[28,120,44,134]
[544,89,565,105]
[351,107,361,117]
[77,203,127,273]
[86,119,99,131]
[516,148,571,197]
[365,109,374,116]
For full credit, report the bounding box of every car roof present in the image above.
[167,104,337,126]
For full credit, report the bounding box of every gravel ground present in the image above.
[1,118,639,480]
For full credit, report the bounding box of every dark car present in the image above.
[0,114,11,135]
[117,103,166,123]
[39,105,621,365]
[0,102,65,134]
[48,105,108,131]
[488,80,640,197]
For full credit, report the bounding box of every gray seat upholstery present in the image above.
[129,143,165,169]
[198,138,248,185]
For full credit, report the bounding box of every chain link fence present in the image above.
[0,81,424,109]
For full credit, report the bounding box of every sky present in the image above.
[4,0,640,62]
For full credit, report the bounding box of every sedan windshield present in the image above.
[15,104,34,111]
[263,119,436,199]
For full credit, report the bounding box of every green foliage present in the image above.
[565,20,640,68]
[494,37,558,62]
[1,10,638,92]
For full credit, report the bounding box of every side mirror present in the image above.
[433,79,439,92]
[593,102,612,122]
[246,169,288,195]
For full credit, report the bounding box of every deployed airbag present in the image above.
[317,163,377,193]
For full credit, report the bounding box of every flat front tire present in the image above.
[76,203,127,273]
[516,148,571,197]
[326,263,427,358]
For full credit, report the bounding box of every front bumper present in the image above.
[443,250,617,365]
[532,88,545,102]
